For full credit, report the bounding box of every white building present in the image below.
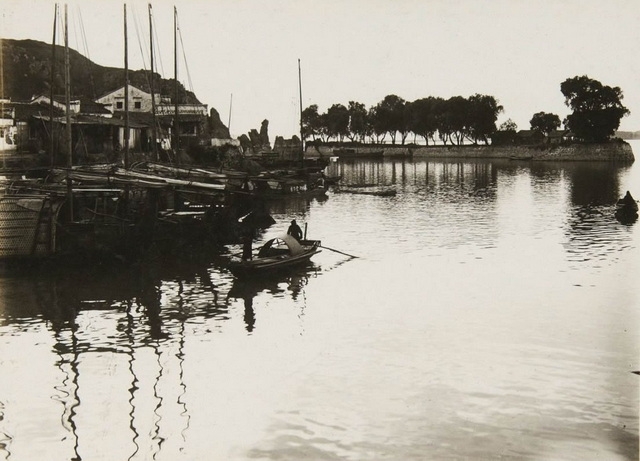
[95,85,159,113]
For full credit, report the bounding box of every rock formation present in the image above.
[239,119,271,154]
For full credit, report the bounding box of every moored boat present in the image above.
[615,191,638,224]
[228,234,321,276]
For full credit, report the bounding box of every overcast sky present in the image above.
[2,0,640,139]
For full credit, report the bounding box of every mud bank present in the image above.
[305,142,634,162]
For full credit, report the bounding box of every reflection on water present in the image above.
[1,153,638,460]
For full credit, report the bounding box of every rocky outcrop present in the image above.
[259,120,270,147]
[208,108,230,139]
[239,119,271,154]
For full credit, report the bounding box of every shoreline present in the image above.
[305,141,635,162]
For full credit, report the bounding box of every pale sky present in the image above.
[2,0,640,139]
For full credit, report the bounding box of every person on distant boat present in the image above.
[287,219,303,241]
[619,190,636,206]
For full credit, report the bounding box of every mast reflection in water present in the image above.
[1,149,639,460]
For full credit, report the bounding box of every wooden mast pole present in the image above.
[298,58,304,168]
[228,93,233,135]
[149,3,158,161]
[124,4,129,169]
[50,4,58,167]
[64,4,73,222]
[174,5,179,166]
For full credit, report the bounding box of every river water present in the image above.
[1,143,639,460]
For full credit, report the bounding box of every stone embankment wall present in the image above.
[306,142,635,162]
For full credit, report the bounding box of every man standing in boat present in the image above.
[287,219,303,241]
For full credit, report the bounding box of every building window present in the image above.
[116,101,123,109]
[134,102,141,109]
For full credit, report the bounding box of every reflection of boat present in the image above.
[228,234,321,276]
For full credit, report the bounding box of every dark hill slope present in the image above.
[2,38,200,104]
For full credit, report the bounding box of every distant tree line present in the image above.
[495,76,629,144]
[302,94,503,146]
[302,76,630,147]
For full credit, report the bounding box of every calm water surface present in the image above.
[1,143,639,460]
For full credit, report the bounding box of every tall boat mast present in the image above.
[298,58,304,168]
[148,3,158,160]
[50,3,58,167]
[173,6,180,165]
[228,93,233,134]
[65,4,73,221]
[124,4,129,169]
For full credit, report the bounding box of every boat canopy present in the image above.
[259,234,305,256]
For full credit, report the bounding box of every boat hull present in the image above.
[0,195,65,259]
[228,240,321,276]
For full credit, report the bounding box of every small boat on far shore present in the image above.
[228,234,321,276]
[615,191,638,224]
[334,187,397,197]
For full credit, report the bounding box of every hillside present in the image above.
[1,38,200,104]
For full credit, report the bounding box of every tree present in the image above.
[301,104,322,141]
[499,119,518,132]
[368,106,387,144]
[439,96,468,145]
[467,94,503,144]
[560,75,629,142]
[347,101,368,142]
[375,95,407,144]
[325,104,350,141]
[530,112,561,136]
[407,97,439,145]
[491,119,518,146]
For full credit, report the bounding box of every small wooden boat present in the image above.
[228,234,321,276]
[615,191,638,224]
[335,187,397,197]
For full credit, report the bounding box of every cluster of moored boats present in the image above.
[0,159,331,266]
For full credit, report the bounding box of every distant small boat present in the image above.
[508,155,533,161]
[335,187,396,197]
[615,191,638,224]
[228,234,321,276]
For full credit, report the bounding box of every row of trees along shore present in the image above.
[300,76,629,146]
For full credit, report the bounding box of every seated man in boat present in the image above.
[287,219,303,241]
[618,190,637,207]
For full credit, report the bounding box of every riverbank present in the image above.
[305,141,635,162]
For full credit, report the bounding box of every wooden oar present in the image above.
[319,245,359,259]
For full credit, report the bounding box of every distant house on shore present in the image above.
[97,85,208,148]
[547,130,573,144]
[515,130,545,145]
[95,85,159,114]
[31,94,81,114]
